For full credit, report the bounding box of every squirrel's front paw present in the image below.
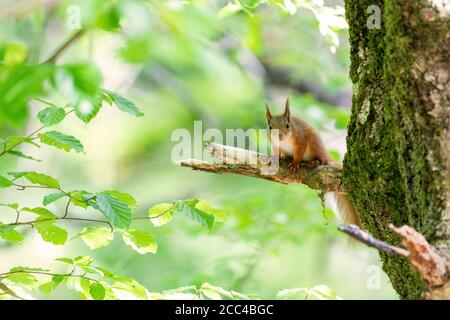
[307,160,321,168]
[289,161,300,172]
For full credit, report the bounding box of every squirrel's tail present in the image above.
[331,192,362,228]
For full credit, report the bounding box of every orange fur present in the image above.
[266,99,362,228]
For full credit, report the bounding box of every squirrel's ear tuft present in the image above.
[265,103,272,120]
[284,98,290,119]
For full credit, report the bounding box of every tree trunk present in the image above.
[343,0,450,299]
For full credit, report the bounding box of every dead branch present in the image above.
[338,224,409,256]
[179,143,344,192]
[389,224,448,288]
[340,223,450,299]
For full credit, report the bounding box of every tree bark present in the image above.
[343,0,449,299]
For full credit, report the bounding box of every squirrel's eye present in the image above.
[269,125,272,130]
[286,123,290,129]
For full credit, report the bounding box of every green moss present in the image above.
[343,0,448,299]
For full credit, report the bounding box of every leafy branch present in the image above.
[0,107,74,158]
[5,201,174,233]
[0,256,270,300]
[0,270,100,284]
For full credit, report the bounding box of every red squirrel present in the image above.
[265,98,362,228]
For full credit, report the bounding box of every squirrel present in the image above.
[265,98,362,228]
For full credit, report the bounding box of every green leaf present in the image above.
[73,256,94,267]
[93,267,125,282]
[89,282,106,300]
[55,258,73,265]
[0,282,33,300]
[0,175,12,188]
[53,64,102,101]
[35,221,68,245]
[9,266,49,273]
[7,273,37,286]
[74,97,102,123]
[67,276,91,299]
[74,227,114,249]
[95,4,121,31]
[200,282,252,300]
[175,199,215,230]
[2,43,27,66]
[8,171,60,188]
[0,64,53,128]
[0,223,24,244]
[103,190,138,212]
[94,192,132,228]
[39,275,65,294]
[69,190,92,209]
[276,285,342,300]
[53,64,103,124]
[23,207,57,219]
[4,136,40,151]
[276,288,304,300]
[0,203,19,209]
[38,131,84,153]
[195,199,228,223]
[104,90,144,117]
[26,172,60,188]
[111,279,148,300]
[43,192,66,206]
[218,2,242,19]
[37,106,66,126]
[148,203,175,227]
[101,91,114,105]
[148,200,220,229]
[119,229,157,254]
[6,150,41,162]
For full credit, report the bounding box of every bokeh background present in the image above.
[0,0,397,299]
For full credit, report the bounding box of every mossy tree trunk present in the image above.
[343,0,449,299]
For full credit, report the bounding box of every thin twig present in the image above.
[0,140,6,157]
[136,204,176,220]
[3,184,172,233]
[62,198,71,218]
[338,224,409,256]
[0,270,100,283]
[0,109,74,158]
[7,216,114,231]
[14,209,20,224]
[44,29,86,64]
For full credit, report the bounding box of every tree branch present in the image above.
[178,143,344,192]
[44,29,86,63]
[339,223,450,299]
[338,224,409,256]
[389,224,448,289]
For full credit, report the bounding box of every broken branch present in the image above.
[340,223,450,299]
[179,143,344,192]
[389,224,448,288]
[338,224,409,256]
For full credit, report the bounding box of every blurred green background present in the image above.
[0,0,397,299]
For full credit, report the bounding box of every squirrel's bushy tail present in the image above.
[331,192,362,228]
